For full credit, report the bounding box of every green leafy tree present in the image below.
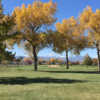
[0,45,15,63]
[0,0,17,63]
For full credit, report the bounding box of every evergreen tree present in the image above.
[83,54,93,65]
[0,0,15,63]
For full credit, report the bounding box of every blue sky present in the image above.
[2,0,100,58]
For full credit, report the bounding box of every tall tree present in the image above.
[0,0,17,63]
[13,0,56,71]
[47,17,86,69]
[80,6,100,72]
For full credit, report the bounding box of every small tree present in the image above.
[83,54,93,65]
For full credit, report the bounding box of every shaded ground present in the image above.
[39,70,100,74]
[0,77,86,85]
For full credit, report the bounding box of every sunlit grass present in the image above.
[0,65,100,100]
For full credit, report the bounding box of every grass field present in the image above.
[0,65,100,100]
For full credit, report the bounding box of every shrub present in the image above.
[1,60,9,64]
[38,58,44,65]
[70,61,80,65]
[23,58,33,65]
[49,58,56,65]
[82,54,93,65]
[56,59,65,65]
[38,59,47,65]
[92,58,98,66]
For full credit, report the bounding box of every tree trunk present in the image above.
[66,50,69,69]
[97,47,100,72]
[33,46,38,71]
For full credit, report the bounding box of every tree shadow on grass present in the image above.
[0,77,86,85]
[39,71,100,74]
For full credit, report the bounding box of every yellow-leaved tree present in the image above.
[80,6,100,72]
[13,0,56,71]
[47,17,86,69]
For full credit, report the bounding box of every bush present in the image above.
[92,58,98,66]
[49,58,56,65]
[1,60,9,64]
[56,59,65,65]
[70,61,80,65]
[23,58,33,65]
[82,54,93,65]
[38,59,47,65]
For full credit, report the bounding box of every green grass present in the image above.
[0,65,100,100]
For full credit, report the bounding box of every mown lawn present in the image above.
[0,65,100,100]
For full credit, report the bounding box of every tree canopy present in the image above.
[13,0,57,71]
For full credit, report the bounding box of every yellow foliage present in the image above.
[56,17,78,36]
[80,6,100,44]
[54,16,87,53]
[13,0,56,30]
[12,0,56,48]
[79,6,93,27]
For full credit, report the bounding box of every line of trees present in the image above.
[1,0,100,72]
